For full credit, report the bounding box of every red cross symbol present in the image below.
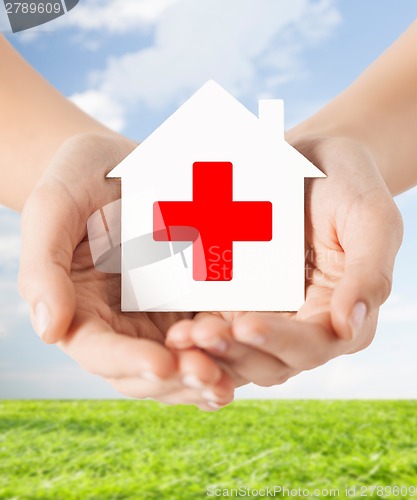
[153,162,272,281]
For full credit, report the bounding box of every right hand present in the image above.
[166,135,403,389]
[18,133,234,410]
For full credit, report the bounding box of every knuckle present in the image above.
[375,268,393,304]
[245,316,267,333]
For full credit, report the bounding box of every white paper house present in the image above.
[107,81,325,312]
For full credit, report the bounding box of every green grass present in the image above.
[1,401,417,499]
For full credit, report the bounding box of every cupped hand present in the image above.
[18,133,234,410]
[166,136,403,388]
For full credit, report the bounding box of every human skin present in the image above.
[0,37,116,211]
[1,19,414,405]
[166,21,416,388]
[0,37,234,410]
[166,137,403,388]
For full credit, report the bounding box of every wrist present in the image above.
[286,112,402,195]
[286,119,397,194]
[17,132,137,213]
[58,132,138,169]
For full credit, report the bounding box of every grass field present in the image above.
[1,400,417,499]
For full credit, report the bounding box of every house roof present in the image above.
[108,80,325,179]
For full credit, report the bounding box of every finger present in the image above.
[165,319,196,349]
[166,313,234,350]
[107,378,228,411]
[331,192,403,340]
[159,370,235,411]
[157,392,232,412]
[107,376,185,400]
[18,135,133,344]
[166,314,231,353]
[191,314,297,387]
[19,182,82,344]
[59,313,177,380]
[232,312,347,371]
[199,370,235,410]
[109,366,235,410]
[177,348,225,388]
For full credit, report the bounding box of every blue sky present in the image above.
[1,0,416,398]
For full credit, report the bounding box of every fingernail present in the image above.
[349,302,367,340]
[210,339,228,353]
[142,371,163,383]
[202,389,220,402]
[34,302,50,339]
[207,401,223,410]
[183,374,205,389]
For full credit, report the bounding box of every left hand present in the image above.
[166,135,403,388]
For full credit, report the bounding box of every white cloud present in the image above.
[0,207,27,337]
[64,0,182,32]
[0,207,21,269]
[379,297,417,323]
[70,90,126,132]
[69,0,341,132]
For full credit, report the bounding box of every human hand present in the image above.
[18,133,234,410]
[166,136,403,388]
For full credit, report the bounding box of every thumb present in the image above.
[331,195,403,341]
[18,181,82,344]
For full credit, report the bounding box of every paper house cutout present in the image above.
[107,80,325,312]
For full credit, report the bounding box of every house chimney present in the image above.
[259,99,284,138]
